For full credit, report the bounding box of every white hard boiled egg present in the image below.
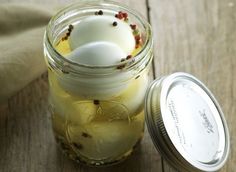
[67,41,126,66]
[69,15,135,54]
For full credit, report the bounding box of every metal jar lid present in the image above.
[145,72,230,172]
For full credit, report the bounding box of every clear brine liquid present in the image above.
[48,38,148,166]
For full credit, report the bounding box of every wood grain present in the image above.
[0,0,236,171]
[149,0,236,171]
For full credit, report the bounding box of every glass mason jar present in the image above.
[44,0,153,166]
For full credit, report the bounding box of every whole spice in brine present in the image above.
[112,21,118,26]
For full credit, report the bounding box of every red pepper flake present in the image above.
[135,35,141,40]
[135,34,142,47]
[114,11,145,47]
[126,55,132,60]
[112,21,118,26]
[136,39,140,44]
[115,11,128,20]
[130,24,136,30]
[130,23,142,48]
[117,13,123,19]
[123,12,128,19]
[98,10,103,15]
[135,35,141,41]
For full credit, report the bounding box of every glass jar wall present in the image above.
[44,1,153,166]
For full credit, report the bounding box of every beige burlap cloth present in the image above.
[0,4,54,103]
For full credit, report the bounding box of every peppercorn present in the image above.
[117,65,126,69]
[120,58,126,62]
[69,24,73,30]
[98,10,103,15]
[73,142,83,150]
[112,21,118,26]
[82,132,92,138]
[94,100,100,105]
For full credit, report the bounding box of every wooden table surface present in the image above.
[0,0,235,171]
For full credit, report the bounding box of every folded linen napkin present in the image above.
[0,4,54,103]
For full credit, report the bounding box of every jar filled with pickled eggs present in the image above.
[44,1,230,171]
[44,1,153,166]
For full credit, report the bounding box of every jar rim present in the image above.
[44,0,153,72]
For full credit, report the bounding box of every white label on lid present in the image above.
[163,80,225,165]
